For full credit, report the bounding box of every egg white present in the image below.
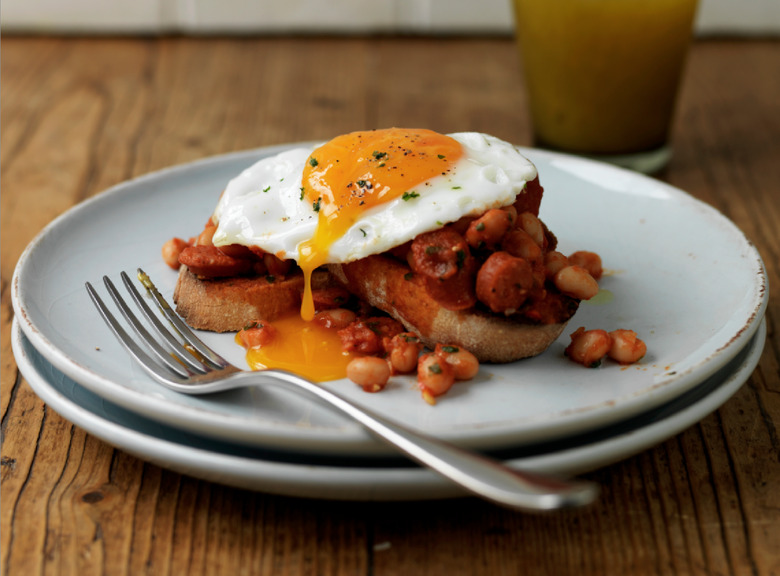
[211,132,537,264]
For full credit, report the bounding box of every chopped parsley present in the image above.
[437,154,446,159]
[475,222,485,231]
[441,345,459,353]
[452,186,462,190]
[425,245,441,255]
[299,187,305,200]
[428,363,443,374]
[456,249,466,268]
[309,157,319,167]
[313,197,322,212]
[359,228,367,237]
[402,190,419,201]
[404,272,414,281]
[263,185,271,193]
[372,150,388,160]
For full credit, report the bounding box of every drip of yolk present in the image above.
[241,314,355,382]
[298,128,463,320]
[243,129,462,381]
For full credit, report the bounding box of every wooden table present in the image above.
[2,35,778,575]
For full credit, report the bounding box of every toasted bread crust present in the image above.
[174,255,574,361]
[327,256,574,363]
[173,266,335,332]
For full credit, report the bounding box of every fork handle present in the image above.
[251,370,598,511]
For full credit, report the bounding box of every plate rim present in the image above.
[11,317,766,501]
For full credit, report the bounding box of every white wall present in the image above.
[2,0,779,36]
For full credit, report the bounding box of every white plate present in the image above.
[11,318,766,501]
[11,145,768,456]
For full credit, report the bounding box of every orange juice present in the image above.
[513,0,698,162]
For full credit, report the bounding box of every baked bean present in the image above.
[196,224,216,246]
[608,329,647,364]
[543,251,569,278]
[238,322,277,348]
[476,251,534,313]
[387,333,424,374]
[565,327,611,367]
[569,251,603,281]
[501,228,542,262]
[347,357,391,393]
[161,237,189,269]
[434,344,479,380]
[519,212,545,247]
[553,265,599,300]
[465,209,513,249]
[313,308,357,330]
[417,353,456,404]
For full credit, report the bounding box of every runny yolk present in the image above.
[297,128,463,320]
[242,314,355,382]
[244,129,463,381]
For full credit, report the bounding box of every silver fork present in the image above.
[85,268,598,511]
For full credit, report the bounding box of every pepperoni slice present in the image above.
[476,251,534,314]
[178,245,253,277]
[409,228,470,281]
[422,257,478,311]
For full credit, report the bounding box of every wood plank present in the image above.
[1,35,778,576]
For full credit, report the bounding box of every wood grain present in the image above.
[2,36,778,576]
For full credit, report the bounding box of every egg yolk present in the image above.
[242,314,355,382]
[297,128,464,320]
[245,128,463,381]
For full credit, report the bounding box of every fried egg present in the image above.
[211,129,537,381]
[212,128,537,320]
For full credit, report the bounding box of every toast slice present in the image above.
[173,266,336,332]
[327,255,576,363]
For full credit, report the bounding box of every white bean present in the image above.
[554,265,599,300]
[347,357,390,393]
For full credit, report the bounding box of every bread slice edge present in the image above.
[327,256,574,363]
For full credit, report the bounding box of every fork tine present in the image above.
[86,281,191,381]
[118,271,214,373]
[101,275,205,377]
[134,268,232,369]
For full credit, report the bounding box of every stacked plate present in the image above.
[11,145,769,501]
